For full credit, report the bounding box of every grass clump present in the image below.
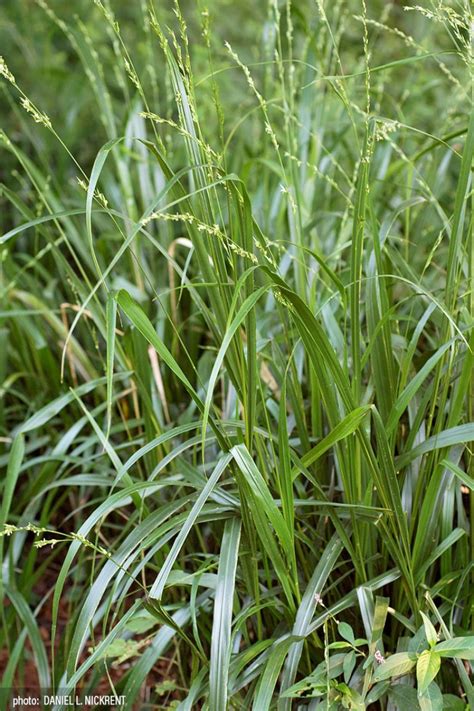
[0,0,473,708]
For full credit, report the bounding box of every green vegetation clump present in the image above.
[0,0,473,708]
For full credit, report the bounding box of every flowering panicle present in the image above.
[0,523,47,537]
[0,56,15,85]
[77,177,109,208]
[375,119,399,142]
[20,98,52,129]
[93,0,119,33]
[0,523,111,559]
[124,58,140,89]
[34,538,62,549]
[274,289,293,309]
[142,211,258,264]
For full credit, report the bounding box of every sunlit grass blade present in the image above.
[209,517,241,711]
[149,453,232,601]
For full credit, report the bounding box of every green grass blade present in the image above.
[209,517,241,711]
[149,453,232,601]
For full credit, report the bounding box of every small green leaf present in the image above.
[328,641,351,650]
[419,681,443,711]
[373,652,417,681]
[442,693,467,711]
[420,612,438,647]
[389,685,420,710]
[338,621,355,644]
[366,681,390,705]
[101,638,141,661]
[409,625,430,655]
[281,654,347,698]
[434,636,474,659]
[417,650,441,695]
[343,650,356,683]
[340,687,365,710]
[125,610,158,634]
[155,680,179,696]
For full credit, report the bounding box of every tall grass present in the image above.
[0,0,473,708]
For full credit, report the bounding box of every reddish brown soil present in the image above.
[0,544,181,710]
